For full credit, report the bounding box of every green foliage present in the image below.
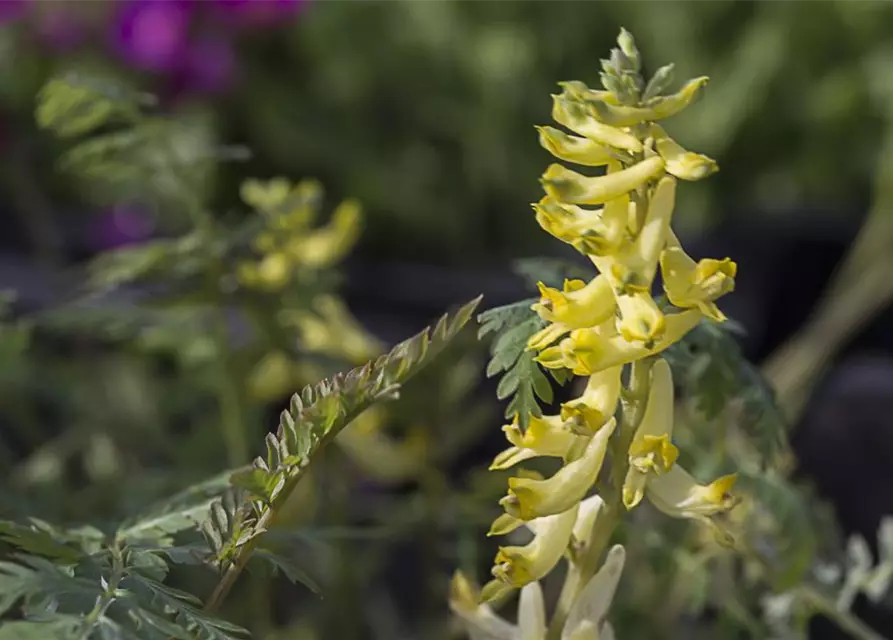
[664,317,787,463]
[478,300,555,428]
[36,72,222,211]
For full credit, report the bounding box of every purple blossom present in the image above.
[35,9,89,52]
[90,205,155,251]
[175,33,236,95]
[210,0,308,29]
[0,0,27,25]
[110,0,193,73]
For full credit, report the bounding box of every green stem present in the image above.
[78,543,125,638]
[800,588,886,640]
[546,359,652,639]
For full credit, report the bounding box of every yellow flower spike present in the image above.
[490,504,579,589]
[614,291,666,344]
[488,513,524,537]
[518,581,547,640]
[537,310,702,375]
[597,176,676,293]
[490,414,580,471]
[572,494,606,547]
[541,157,665,206]
[532,195,627,256]
[449,571,518,639]
[285,295,383,364]
[285,198,362,269]
[537,125,614,167]
[551,95,643,153]
[660,230,737,322]
[501,418,616,520]
[622,359,678,509]
[479,579,517,606]
[587,77,709,127]
[255,252,292,290]
[560,366,622,435]
[651,124,718,181]
[530,277,615,331]
[646,466,740,522]
[558,80,622,106]
[561,545,626,640]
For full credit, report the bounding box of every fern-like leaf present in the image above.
[478,300,555,428]
[117,469,238,546]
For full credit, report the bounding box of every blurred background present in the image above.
[2,1,893,639]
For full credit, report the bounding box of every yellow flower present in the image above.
[541,157,665,206]
[449,571,518,640]
[613,291,666,344]
[518,581,547,640]
[594,176,677,294]
[500,418,616,520]
[490,414,580,471]
[651,125,718,181]
[485,504,579,594]
[561,545,626,640]
[532,194,628,257]
[284,198,362,269]
[528,277,616,350]
[537,126,614,167]
[587,77,709,127]
[284,295,383,364]
[336,408,426,483]
[646,466,739,522]
[551,95,642,153]
[560,366,622,435]
[536,310,702,375]
[660,230,736,322]
[622,358,679,509]
[571,494,606,551]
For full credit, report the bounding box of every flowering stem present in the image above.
[546,359,653,639]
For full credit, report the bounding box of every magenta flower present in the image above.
[110,0,193,73]
[211,0,308,29]
[0,0,27,24]
[90,205,155,251]
[175,33,236,95]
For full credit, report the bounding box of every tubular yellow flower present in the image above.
[518,581,547,640]
[614,291,666,344]
[532,277,616,330]
[572,494,606,548]
[537,126,615,167]
[284,198,362,269]
[561,545,626,640]
[558,80,622,106]
[532,194,628,257]
[587,77,709,127]
[490,414,580,470]
[487,504,579,592]
[622,359,678,509]
[651,124,718,181]
[541,157,665,206]
[449,571,518,640]
[646,466,739,522]
[551,95,643,153]
[560,366,622,435]
[536,310,702,376]
[596,176,677,293]
[660,230,737,322]
[500,418,616,520]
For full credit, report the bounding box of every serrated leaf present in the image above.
[124,574,249,640]
[477,299,537,339]
[249,548,322,596]
[36,75,118,138]
[117,469,239,544]
[0,520,87,564]
[0,617,82,640]
[0,554,99,618]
